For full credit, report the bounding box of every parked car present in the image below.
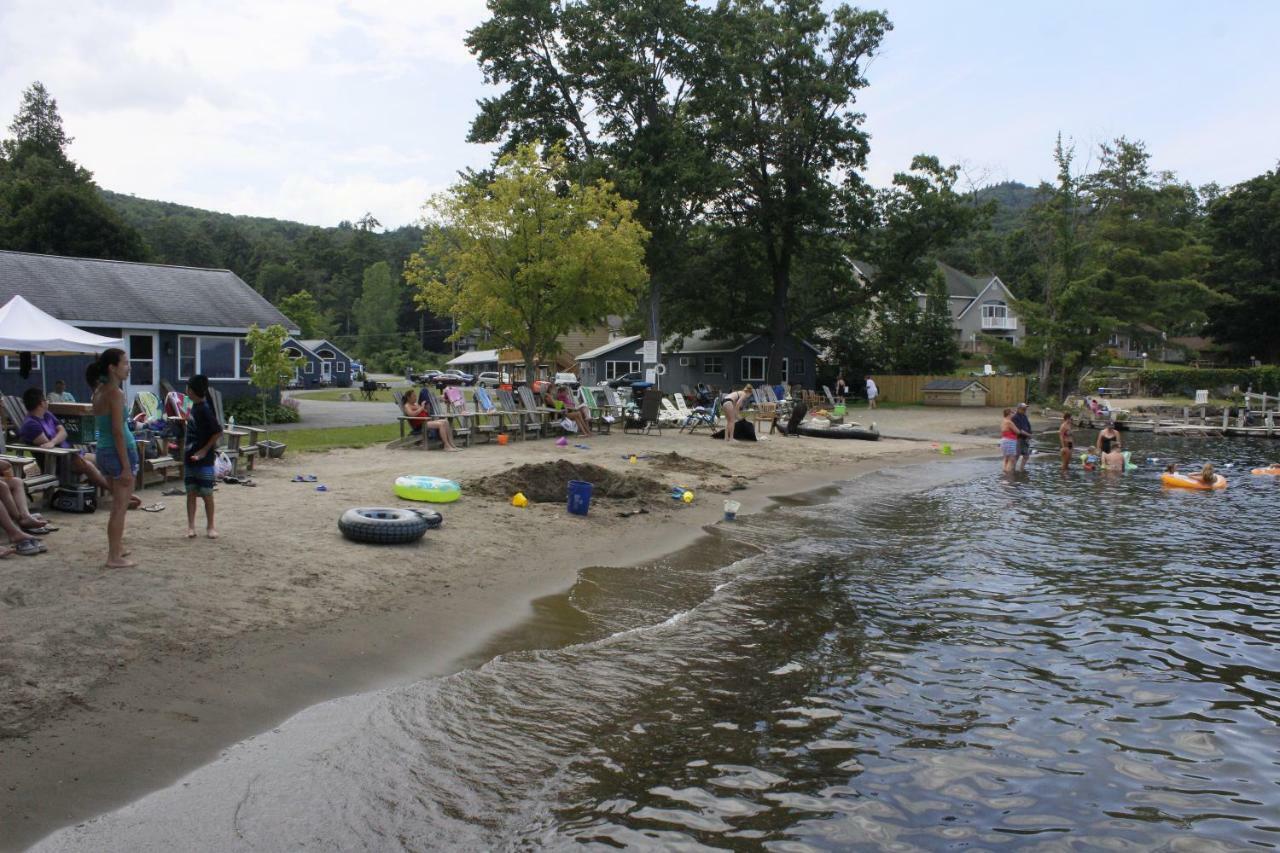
[553,371,580,389]
[603,371,644,389]
[435,369,475,388]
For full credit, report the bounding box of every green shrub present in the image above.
[1136,366,1280,397]
[225,396,300,425]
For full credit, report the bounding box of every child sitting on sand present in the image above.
[184,375,223,540]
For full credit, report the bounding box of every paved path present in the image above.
[274,393,398,431]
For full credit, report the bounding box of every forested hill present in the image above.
[99,189,437,347]
[973,181,1039,233]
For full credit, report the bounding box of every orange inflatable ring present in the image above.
[1250,466,1280,476]
[1161,473,1227,491]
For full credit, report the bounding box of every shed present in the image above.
[445,348,500,374]
[923,378,989,407]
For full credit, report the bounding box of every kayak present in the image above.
[1161,472,1227,491]
[795,425,880,441]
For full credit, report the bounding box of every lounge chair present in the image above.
[752,387,779,435]
[658,396,684,426]
[601,387,635,422]
[684,394,722,435]
[575,386,612,435]
[518,386,562,436]
[206,387,258,475]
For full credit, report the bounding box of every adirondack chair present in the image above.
[496,388,542,440]
[752,387,779,434]
[464,386,505,444]
[132,390,163,424]
[422,387,472,447]
[822,385,839,408]
[0,425,66,505]
[624,387,664,435]
[601,387,636,421]
[575,386,611,435]
[207,387,257,475]
[518,386,560,436]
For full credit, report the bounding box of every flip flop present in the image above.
[315,484,328,492]
[291,475,306,482]
[21,525,53,536]
[141,503,166,512]
[162,487,184,497]
[306,474,318,482]
[14,539,40,556]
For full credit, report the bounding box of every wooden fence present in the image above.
[870,375,1027,408]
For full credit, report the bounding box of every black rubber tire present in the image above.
[408,508,444,529]
[338,507,429,544]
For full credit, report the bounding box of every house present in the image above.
[493,318,628,382]
[576,330,818,390]
[283,338,355,388]
[0,250,298,401]
[445,348,500,375]
[849,260,1025,353]
[922,378,989,407]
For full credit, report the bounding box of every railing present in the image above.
[981,315,1018,330]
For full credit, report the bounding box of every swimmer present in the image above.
[1198,463,1216,486]
[1059,413,1074,472]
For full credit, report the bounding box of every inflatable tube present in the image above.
[394,475,462,503]
[1251,466,1280,476]
[1161,473,1227,491]
[339,507,429,544]
[795,425,880,441]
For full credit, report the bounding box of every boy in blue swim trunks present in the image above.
[183,375,223,540]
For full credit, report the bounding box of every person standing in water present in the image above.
[1059,413,1075,472]
[88,348,138,569]
[1000,408,1019,474]
[1012,402,1033,472]
[1096,421,1122,455]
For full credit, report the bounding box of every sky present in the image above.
[2,0,1277,229]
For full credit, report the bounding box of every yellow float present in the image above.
[1160,472,1227,491]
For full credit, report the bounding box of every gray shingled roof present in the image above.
[0,250,298,333]
[936,262,993,299]
[923,378,988,391]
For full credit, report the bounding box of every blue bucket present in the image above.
[567,480,593,516]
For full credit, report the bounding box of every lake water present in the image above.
[35,436,1280,851]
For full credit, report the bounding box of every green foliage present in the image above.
[362,333,430,375]
[276,290,336,340]
[353,261,402,357]
[284,423,400,454]
[224,396,300,425]
[0,81,146,259]
[1007,136,1216,398]
[409,142,649,378]
[1204,168,1280,361]
[1112,366,1280,397]
[245,324,300,395]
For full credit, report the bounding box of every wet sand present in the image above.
[0,406,1001,850]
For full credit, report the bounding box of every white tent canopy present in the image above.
[0,295,123,355]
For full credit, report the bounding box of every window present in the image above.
[335,361,346,373]
[605,360,640,380]
[3,355,41,370]
[128,334,155,386]
[316,348,336,360]
[304,361,314,374]
[982,302,1008,320]
[178,336,197,379]
[678,356,692,367]
[741,356,767,381]
[1107,333,1123,347]
[782,358,789,383]
[793,358,805,377]
[238,339,252,378]
[703,356,723,374]
[200,337,236,379]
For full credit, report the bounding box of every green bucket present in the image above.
[833,404,846,418]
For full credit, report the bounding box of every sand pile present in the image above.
[467,461,666,503]
[646,451,728,476]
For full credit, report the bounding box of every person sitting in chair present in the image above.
[46,379,75,403]
[18,387,112,495]
[401,388,460,451]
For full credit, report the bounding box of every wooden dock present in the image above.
[1079,403,1279,439]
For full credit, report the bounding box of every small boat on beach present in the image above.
[795,424,880,441]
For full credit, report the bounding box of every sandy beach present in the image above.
[0,406,1006,850]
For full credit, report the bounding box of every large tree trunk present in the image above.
[648,274,662,389]
[766,264,789,385]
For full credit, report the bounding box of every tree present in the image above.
[353,261,401,357]
[1204,168,1280,361]
[0,81,146,259]
[276,289,335,340]
[244,324,302,441]
[407,142,649,379]
[467,0,720,346]
[689,1,891,382]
